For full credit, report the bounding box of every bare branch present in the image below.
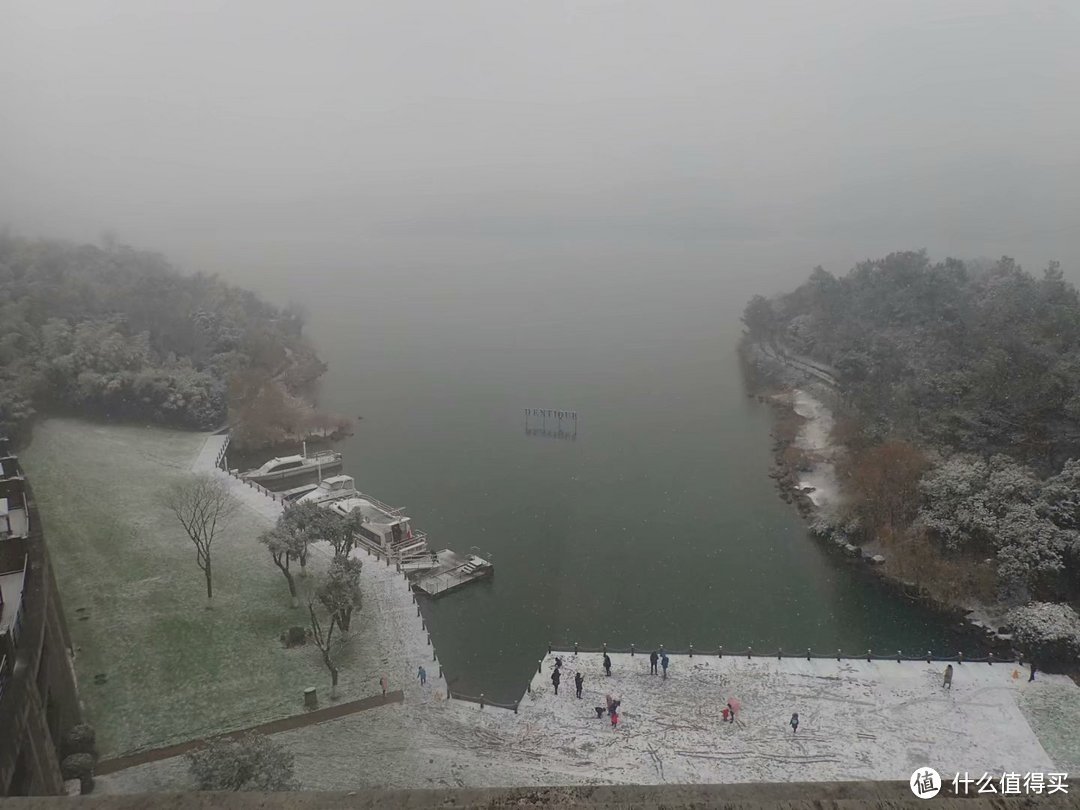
[163,474,236,599]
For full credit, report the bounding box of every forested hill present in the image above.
[742,251,1080,471]
[0,233,331,447]
[742,253,1080,635]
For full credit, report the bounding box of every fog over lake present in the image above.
[3,0,1078,698]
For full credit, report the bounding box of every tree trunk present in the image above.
[285,571,298,608]
[330,665,339,698]
[204,559,213,604]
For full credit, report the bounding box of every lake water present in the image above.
[252,245,973,703]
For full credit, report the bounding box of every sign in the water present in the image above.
[523,408,578,441]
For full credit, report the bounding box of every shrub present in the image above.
[281,625,308,647]
[62,723,98,759]
[61,753,95,794]
[1007,602,1080,669]
[187,732,299,791]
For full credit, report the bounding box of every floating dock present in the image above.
[412,549,493,597]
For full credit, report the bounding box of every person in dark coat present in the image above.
[650,650,659,675]
[661,652,670,679]
[943,664,953,690]
[551,667,561,695]
[789,712,799,734]
[1029,660,1037,682]
[595,706,605,719]
[574,671,584,699]
[603,653,612,676]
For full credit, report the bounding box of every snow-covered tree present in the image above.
[259,527,306,608]
[318,557,362,633]
[1007,602,1080,668]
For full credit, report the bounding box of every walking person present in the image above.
[551,667,562,695]
[417,665,427,686]
[380,674,388,697]
[726,700,736,723]
[610,709,619,730]
[942,664,953,690]
[661,652,669,679]
[1029,660,1037,682]
[575,671,584,699]
[650,650,659,675]
[603,653,612,677]
[789,712,799,734]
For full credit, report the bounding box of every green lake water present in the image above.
[253,250,975,704]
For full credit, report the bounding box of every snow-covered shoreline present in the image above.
[790,387,841,511]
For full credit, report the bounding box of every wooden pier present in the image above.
[413,549,494,597]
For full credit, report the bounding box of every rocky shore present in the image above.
[740,339,1017,656]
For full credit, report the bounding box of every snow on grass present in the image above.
[19,420,428,758]
[97,649,1080,792]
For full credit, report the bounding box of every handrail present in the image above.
[544,643,1013,664]
[449,690,518,712]
[355,491,406,517]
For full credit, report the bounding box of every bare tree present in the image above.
[308,597,340,696]
[163,474,236,604]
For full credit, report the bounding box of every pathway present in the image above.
[96,690,404,775]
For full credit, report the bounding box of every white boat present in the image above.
[330,496,427,558]
[293,474,358,506]
[239,449,342,483]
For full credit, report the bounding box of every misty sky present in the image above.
[2,1,1079,293]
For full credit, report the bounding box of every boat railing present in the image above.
[356,492,406,517]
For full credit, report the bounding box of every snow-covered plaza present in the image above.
[100,645,1080,792]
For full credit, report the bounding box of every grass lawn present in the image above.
[20,419,373,757]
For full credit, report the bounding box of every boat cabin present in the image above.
[295,475,357,505]
[252,455,306,476]
[330,497,414,550]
